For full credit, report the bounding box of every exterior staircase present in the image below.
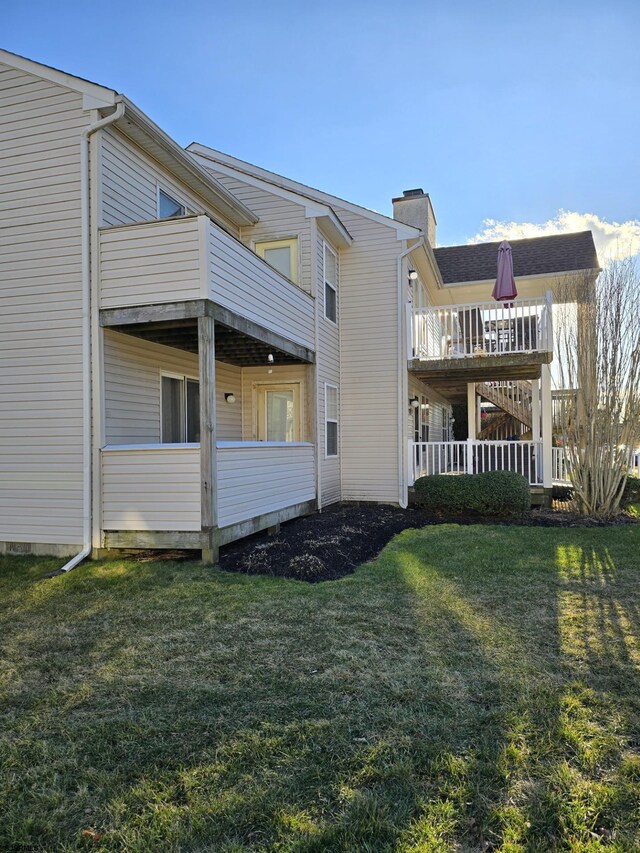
[476,380,533,429]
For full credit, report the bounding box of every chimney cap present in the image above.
[403,188,425,198]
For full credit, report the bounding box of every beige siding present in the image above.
[0,64,86,546]
[316,228,341,505]
[99,128,239,235]
[103,331,242,444]
[336,211,403,502]
[99,216,203,309]
[217,443,315,527]
[209,221,315,350]
[101,447,200,531]
[207,168,313,294]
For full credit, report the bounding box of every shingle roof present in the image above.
[433,231,599,284]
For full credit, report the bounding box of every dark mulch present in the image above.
[218,504,427,582]
[218,502,638,583]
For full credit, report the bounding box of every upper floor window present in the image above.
[158,188,186,219]
[323,243,338,324]
[255,238,298,283]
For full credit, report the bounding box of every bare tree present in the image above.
[555,257,640,516]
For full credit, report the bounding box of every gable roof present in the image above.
[0,48,258,228]
[433,231,600,284]
[188,143,421,239]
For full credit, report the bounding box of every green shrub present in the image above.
[413,470,531,517]
[622,475,640,509]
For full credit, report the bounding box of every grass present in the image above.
[1,525,640,852]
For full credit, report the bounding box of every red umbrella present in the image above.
[492,240,518,302]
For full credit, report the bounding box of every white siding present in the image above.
[103,331,242,444]
[0,64,86,546]
[316,229,341,505]
[101,447,200,531]
[206,168,313,294]
[217,443,315,527]
[99,128,239,235]
[99,216,203,309]
[209,221,315,351]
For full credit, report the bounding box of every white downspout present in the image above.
[396,237,424,509]
[59,101,125,573]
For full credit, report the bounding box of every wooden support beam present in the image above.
[198,314,219,564]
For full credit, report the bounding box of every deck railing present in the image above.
[410,292,553,361]
[410,440,544,486]
[551,446,640,488]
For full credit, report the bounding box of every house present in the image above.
[0,48,599,565]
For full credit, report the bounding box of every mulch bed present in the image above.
[218,502,638,583]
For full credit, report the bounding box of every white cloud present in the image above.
[468,210,640,261]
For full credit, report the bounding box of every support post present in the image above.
[541,364,553,489]
[198,314,219,564]
[531,378,540,441]
[467,382,476,474]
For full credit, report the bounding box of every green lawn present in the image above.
[1,525,640,852]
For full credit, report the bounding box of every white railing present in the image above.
[410,440,543,486]
[410,292,553,361]
[552,446,640,487]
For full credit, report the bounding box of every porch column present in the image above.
[541,365,553,489]
[198,314,219,563]
[531,379,540,441]
[466,383,476,474]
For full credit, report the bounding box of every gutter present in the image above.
[58,102,125,574]
[396,237,425,509]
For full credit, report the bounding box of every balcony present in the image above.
[99,214,315,353]
[408,294,553,394]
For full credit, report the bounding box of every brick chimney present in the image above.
[392,188,437,247]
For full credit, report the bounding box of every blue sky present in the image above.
[4,0,639,252]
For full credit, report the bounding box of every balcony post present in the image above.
[467,382,476,474]
[541,364,553,489]
[531,379,540,441]
[198,314,219,563]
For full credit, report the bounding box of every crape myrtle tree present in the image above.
[555,257,640,517]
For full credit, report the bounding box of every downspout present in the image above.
[59,101,125,573]
[396,237,425,509]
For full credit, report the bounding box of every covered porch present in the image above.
[98,300,317,559]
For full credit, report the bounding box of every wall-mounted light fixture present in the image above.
[408,269,418,281]
[410,397,420,409]
[224,393,236,404]
[267,353,274,363]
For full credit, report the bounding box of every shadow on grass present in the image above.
[1,526,639,851]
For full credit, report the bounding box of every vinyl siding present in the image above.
[209,221,315,350]
[316,228,341,505]
[101,447,200,531]
[217,443,315,527]
[206,168,313,294]
[99,128,240,236]
[103,331,242,444]
[99,216,203,309]
[0,64,86,546]
[407,375,453,443]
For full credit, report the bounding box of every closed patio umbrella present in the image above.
[492,240,518,302]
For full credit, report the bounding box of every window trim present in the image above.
[157,185,186,219]
[160,371,199,444]
[254,237,299,284]
[324,382,339,459]
[323,241,338,325]
[253,381,304,442]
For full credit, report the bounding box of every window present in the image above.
[325,383,339,457]
[161,374,199,443]
[255,238,298,283]
[158,188,186,219]
[323,243,338,323]
[255,383,302,441]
